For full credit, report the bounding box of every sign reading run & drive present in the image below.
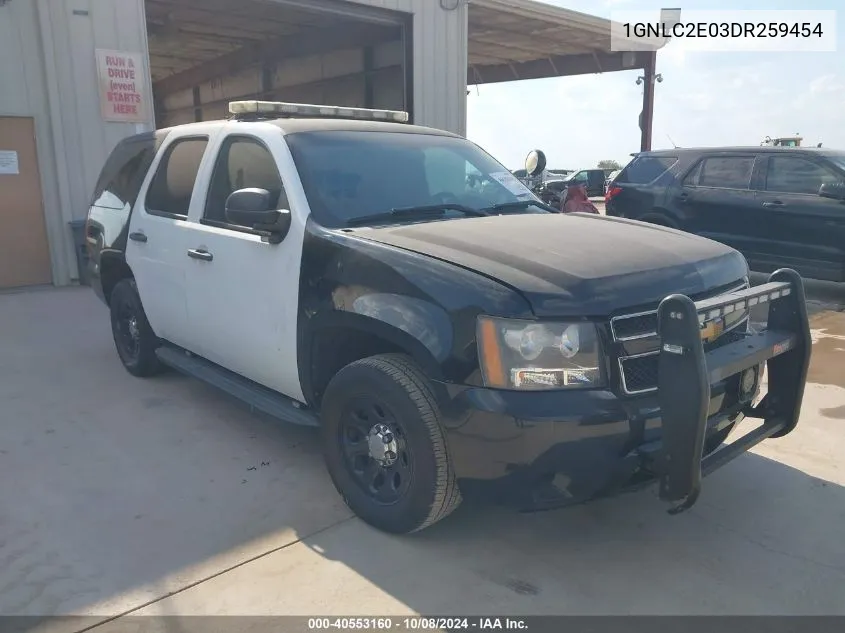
[95,49,149,123]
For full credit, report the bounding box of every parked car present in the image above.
[605,146,845,282]
[533,178,569,206]
[563,168,610,198]
[85,104,811,535]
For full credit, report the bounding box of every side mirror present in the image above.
[225,188,292,243]
[524,150,547,178]
[819,182,845,201]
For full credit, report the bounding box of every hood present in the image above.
[351,213,749,317]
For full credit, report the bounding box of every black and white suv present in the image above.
[85,101,812,534]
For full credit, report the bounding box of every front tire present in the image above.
[109,278,163,377]
[320,354,462,534]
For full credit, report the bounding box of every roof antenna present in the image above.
[667,134,678,148]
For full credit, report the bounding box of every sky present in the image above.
[465,0,845,172]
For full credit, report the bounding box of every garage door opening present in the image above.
[144,0,412,128]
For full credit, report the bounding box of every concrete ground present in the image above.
[1,280,844,625]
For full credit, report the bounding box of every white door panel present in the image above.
[183,223,302,398]
[125,216,193,346]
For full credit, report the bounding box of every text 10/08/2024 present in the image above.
[307,617,528,630]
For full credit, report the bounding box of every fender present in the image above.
[296,219,533,406]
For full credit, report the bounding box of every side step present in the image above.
[155,345,319,428]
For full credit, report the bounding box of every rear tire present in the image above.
[320,354,461,534]
[109,278,163,378]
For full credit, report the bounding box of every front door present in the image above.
[125,134,212,349]
[0,117,52,288]
[182,128,305,402]
[755,154,845,281]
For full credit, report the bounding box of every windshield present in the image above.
[285,130,549,227]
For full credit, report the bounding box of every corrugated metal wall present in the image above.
[344,0,469,136]
[0,0,468,287]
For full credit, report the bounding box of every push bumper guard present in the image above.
[655,268,812,514]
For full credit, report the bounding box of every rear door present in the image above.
[680,153,764,254]
[125,133,214,348]
[606,154,678,219]
[754,154,845,281]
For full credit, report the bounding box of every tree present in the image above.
[598,159,622,170]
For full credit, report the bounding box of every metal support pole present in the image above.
[639,50,657,152]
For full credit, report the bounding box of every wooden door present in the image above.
[0,116,52,288]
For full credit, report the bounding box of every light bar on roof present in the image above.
[228,100,409,123]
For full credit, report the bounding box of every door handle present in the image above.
[762,201,785,208]
[128,231,148,243]
[187,248,213,262]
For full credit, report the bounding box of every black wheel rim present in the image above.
[114,298,141,362]
[338,397,413,505]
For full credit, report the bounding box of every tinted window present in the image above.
[285,131,546,228]
[698,156,754,189]
[765,156,840,195]
[145,137,208,218]
[91,136,157,210]
[204,136,287,226]
[617,156,677,184]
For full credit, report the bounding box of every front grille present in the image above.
[610,280,748,342]
[618,326,749,395]
[614,279,751,395]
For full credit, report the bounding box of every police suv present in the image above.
[85,101,812,534]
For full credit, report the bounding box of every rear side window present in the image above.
[617,156,677,184]
[697,156,755,189]
[765,156,840,195]
[145,137,209,219]
[90,136,157,210]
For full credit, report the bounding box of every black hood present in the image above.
[351,213,749,317]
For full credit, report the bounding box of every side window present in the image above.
[617,156,677,184]
[145,137,208,219]
[698,156,755,190]
[683,161,702,186]
[203,136,287,227]
[765,156,839,195]
[91,139,157,211]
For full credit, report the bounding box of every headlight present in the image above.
[477,316,604,390]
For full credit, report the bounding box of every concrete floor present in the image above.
[1,282,844,625]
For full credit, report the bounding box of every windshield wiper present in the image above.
[346,204,490,227]
[482,200,558,214]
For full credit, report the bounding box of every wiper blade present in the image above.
[483,200,558,214]
[346,204,489,227]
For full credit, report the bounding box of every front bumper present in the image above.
[438,269,812,514]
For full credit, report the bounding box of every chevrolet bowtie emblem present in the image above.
[700,318,725,343]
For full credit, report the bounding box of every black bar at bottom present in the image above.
[701,420,785,477]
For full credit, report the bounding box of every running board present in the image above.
[155,345,319,428]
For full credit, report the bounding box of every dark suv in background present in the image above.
[605,147,845,282]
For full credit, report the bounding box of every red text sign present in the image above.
[96,49,149,123]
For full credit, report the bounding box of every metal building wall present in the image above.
[348,0,469,136]
[0,0,468,287]
[0,0,154,286]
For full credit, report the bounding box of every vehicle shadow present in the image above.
[300,446,845,616]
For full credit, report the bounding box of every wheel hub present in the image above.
[368,423,398,467]
[127,317,140,341]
